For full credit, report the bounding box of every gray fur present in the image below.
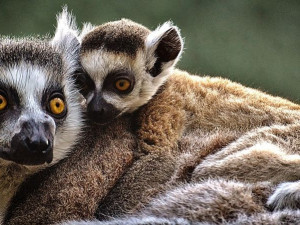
[267,181,300,211]
[61,180,300,225]
[61,217,195,225]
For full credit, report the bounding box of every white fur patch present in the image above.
[79,22,96,42]
[267,181,300,211]
[51,7,79,47]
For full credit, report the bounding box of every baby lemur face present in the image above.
[0,10,82,166]
[79,19,183,124]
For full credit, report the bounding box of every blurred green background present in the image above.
[1,0,299,102]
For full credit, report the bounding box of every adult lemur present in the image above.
[5,12,300,225]
[0,8,83,222]
[2,10,135,225]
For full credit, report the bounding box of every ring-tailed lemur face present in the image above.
[78,19,183,124]
[0,9,82,166]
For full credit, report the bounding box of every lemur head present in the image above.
[79,19,183,124]
[0,9,82,166]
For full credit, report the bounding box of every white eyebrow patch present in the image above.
[1,61,47,109]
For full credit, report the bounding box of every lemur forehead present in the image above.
[0,38,63,74]
[81,19,150,56]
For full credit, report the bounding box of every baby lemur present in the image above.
[77,19,300,218]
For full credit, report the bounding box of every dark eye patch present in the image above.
[103,69,135,95]
[0,81,20,108]
[74,70,95,97]
[0,82,21,123]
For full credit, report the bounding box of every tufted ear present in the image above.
[146,22,183,77]
[51,7,80,73]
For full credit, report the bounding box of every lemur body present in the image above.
[0,10,83,223]
[77,19,300,217]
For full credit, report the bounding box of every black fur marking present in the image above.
[157,28,182,62]
[149,28,182,77]
[81,20,150,56]
[74,67,96,98]
[0,83,21,124]
[0,38,63,74]
[103,69,135,95]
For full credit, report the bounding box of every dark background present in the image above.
[1,0,299,102]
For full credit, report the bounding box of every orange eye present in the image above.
[49,98,65,115]
[115,79,131,92]
[0,95,7,110]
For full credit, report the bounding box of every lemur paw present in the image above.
[267,181,300,211]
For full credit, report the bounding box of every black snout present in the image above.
[0,120,54,165]
[87,93,120,125]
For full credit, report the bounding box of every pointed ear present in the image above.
[146,22,183,77]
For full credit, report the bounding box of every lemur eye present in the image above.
[49,97,66,117]
[115,79,131,92]
[0,95,7,110]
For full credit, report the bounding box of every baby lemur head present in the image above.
[0,9,82,167]
[79,19,183,124]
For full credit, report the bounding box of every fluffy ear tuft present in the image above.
[79,22,96,42]
[146,22,183,77]
[51,7,80,74]
[51,6,79,48]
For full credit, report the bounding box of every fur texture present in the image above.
[62,180,300,225]
[191,123,300,184]
[4,117,135,225]
[95,70,300,219]
[267,180,300,211]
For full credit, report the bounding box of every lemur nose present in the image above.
[24,136,50,154]
[87,95,121,124]
[6,119,54,165]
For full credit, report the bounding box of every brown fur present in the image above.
[137,69,300,154]
[95,69,300,219]
[97,130,240,219]
[97,152,176,219]
[5,117,136,225]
